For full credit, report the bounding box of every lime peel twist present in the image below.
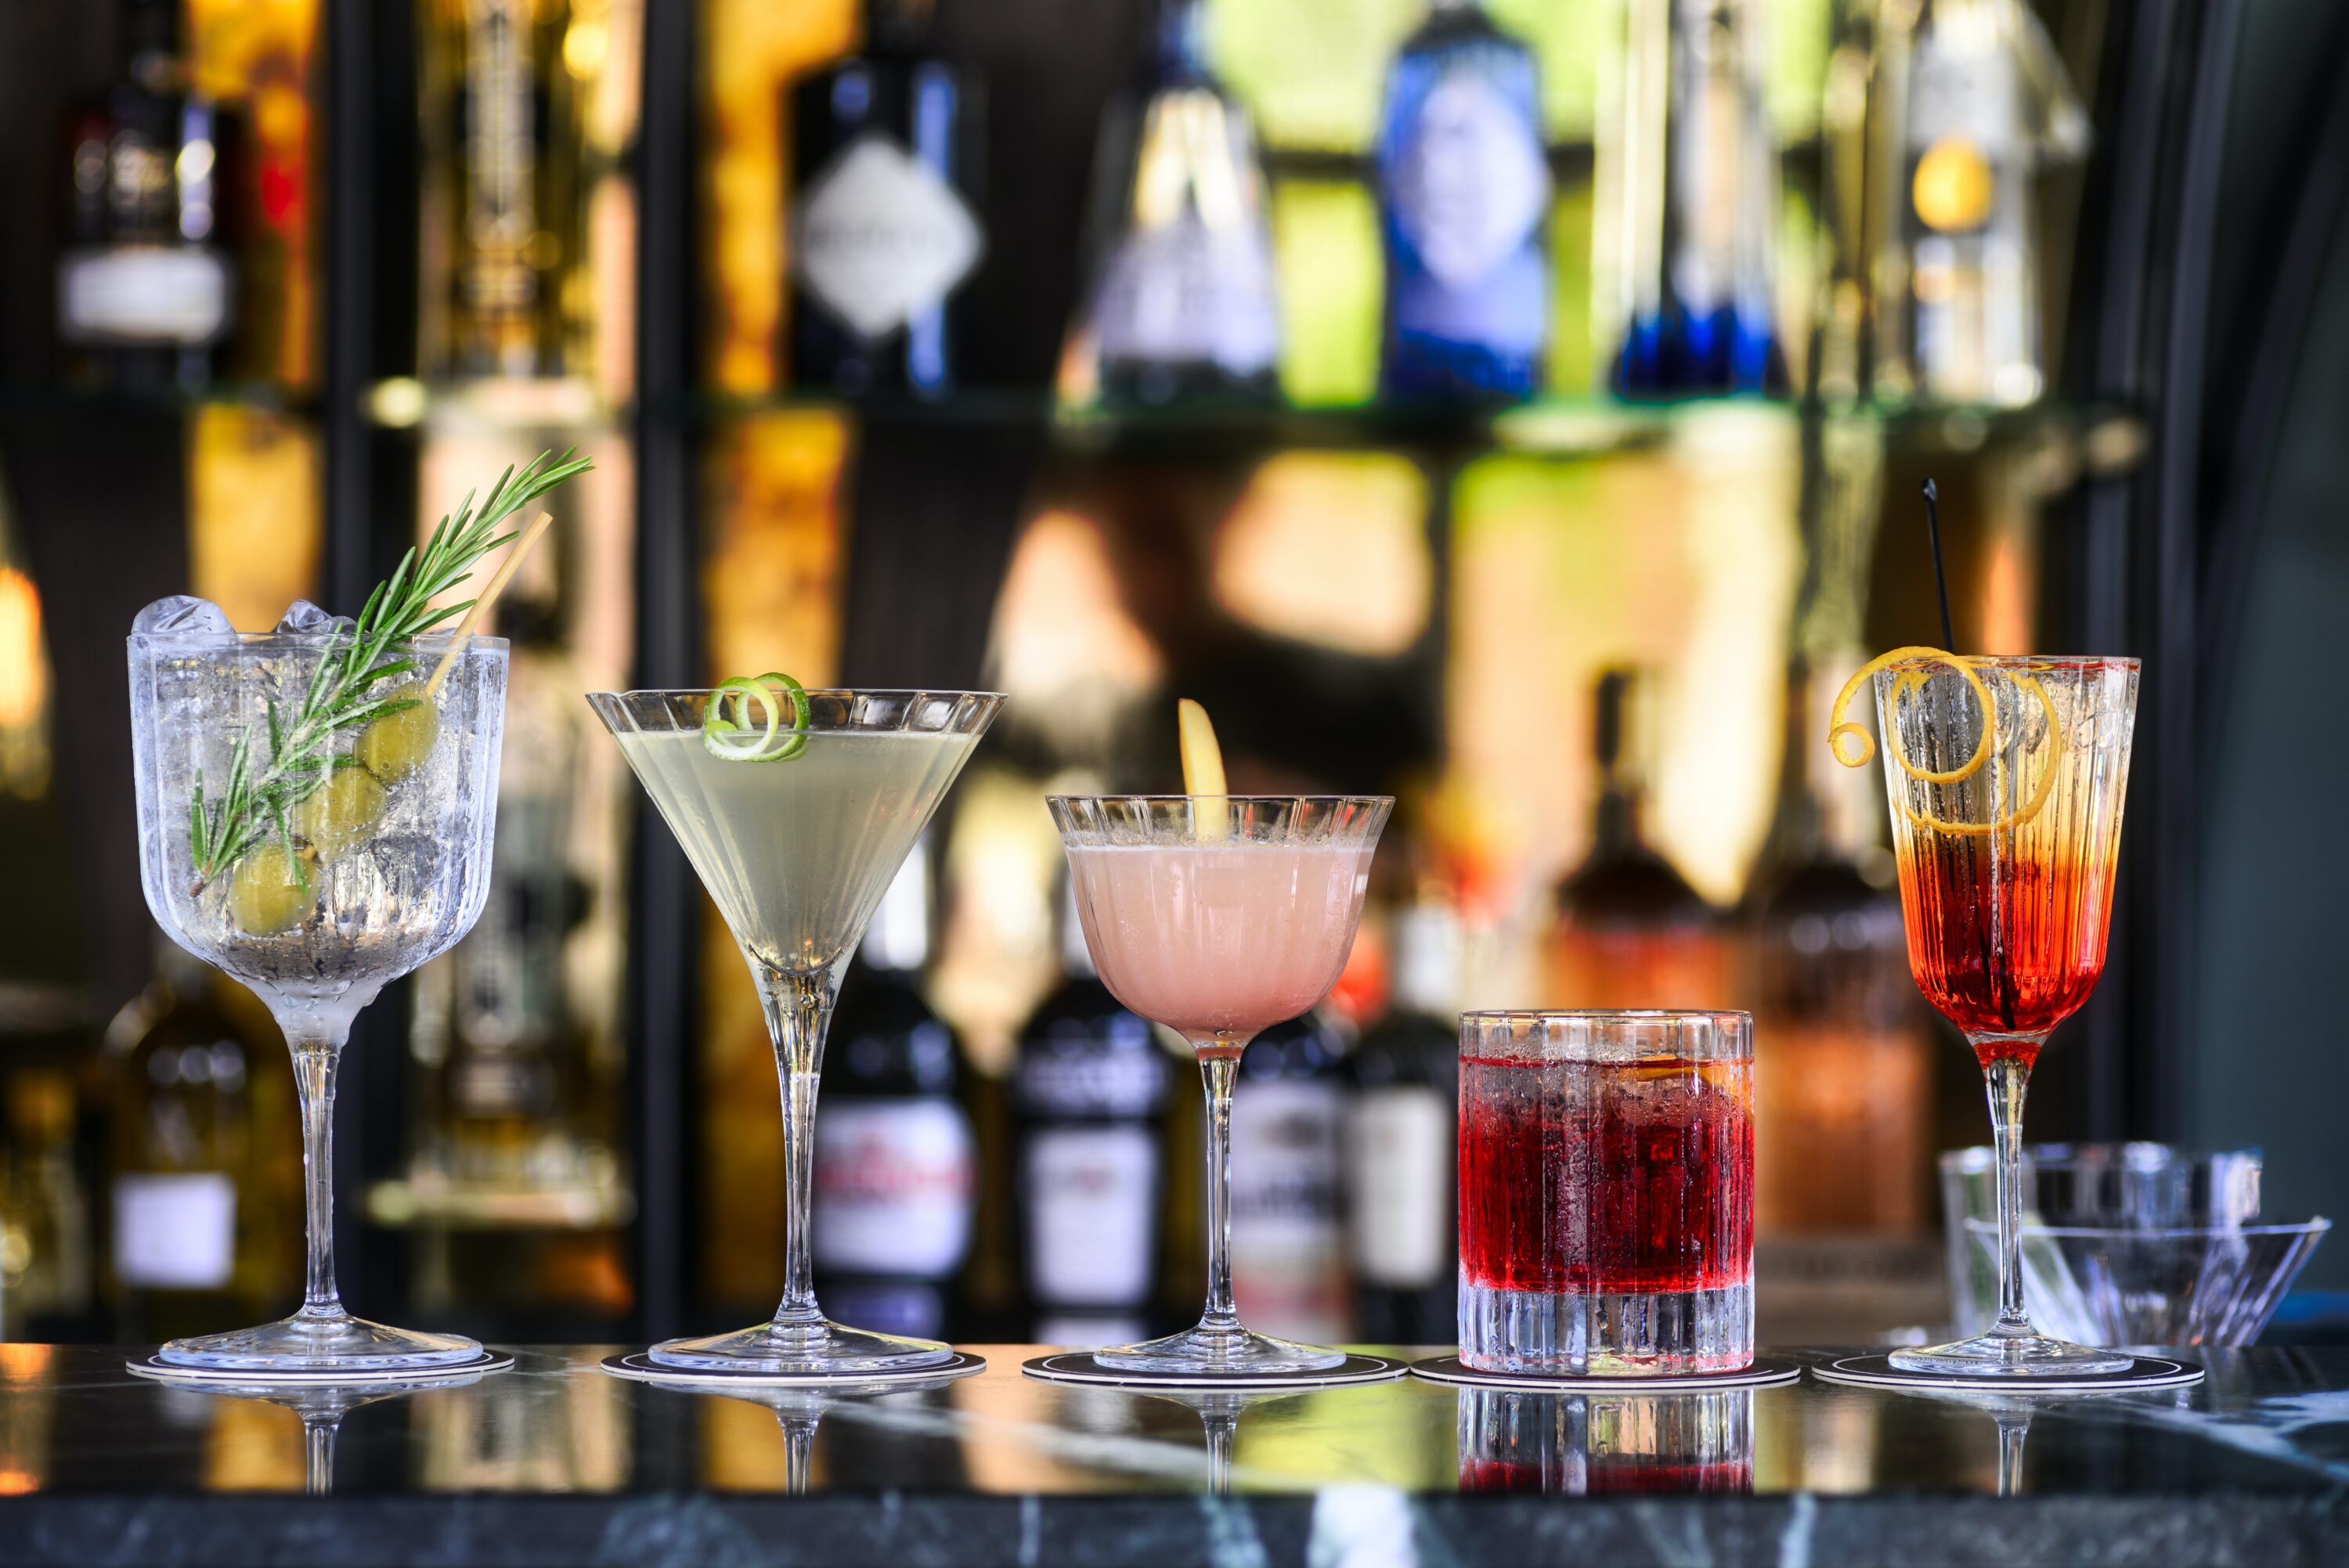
[702,672,811,762]
[1827,647,2062,837]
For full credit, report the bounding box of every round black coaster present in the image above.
[127,1350,514,1386]
[601,1349,989,1389]
[1022,1352,1409,1390]
[1409,1354,1805,1392]
[1812,1353,2204,1394]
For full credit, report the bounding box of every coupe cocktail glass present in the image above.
[590,688,1001,1375]
[1866,654,2138,1375]
[1048,794,1391,1375]
[129,629,507,1373]
[1457,1011,1754,1376]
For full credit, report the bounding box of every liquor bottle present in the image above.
[1070,0,1280,407]
[1374,0,1551,398]
[417,0,591,380]
[0,1072,93,1339]
[1011,877,1174,1346]
[56,0,240,392]
[1547,669,1729,1007]
[1229,1011,1352,1345]
[1346,900,1460,1343]
[811,848,979,1339]
[408,586,614,1220]
[103,943,300,1341]
[1604,0,1784,395]
[1745,659,1929,1236]
[1875,0,2088,407]
[786,0,986,398]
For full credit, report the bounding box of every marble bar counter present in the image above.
[4,1346,2349,1566]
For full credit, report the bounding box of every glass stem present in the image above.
[760,964,836,1335]
[306,1419,337,1496]
[285,1019,350,1322]
[1979,1047,2040,1342]
[1197,1045,1243,1336]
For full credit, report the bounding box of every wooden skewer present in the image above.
[424,510,554,698]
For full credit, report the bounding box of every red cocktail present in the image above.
[1836,651,2138,1378]
[1456,1011,1753,1376]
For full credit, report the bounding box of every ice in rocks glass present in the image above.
[1457,1010,1755,1377]
[129,618,507,1372]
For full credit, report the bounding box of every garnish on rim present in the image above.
[1178,697,1229,840]
[702,672,812,762]
[1827,646,2062,836]
[187,449,592,893]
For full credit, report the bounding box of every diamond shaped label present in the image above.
[792,135,983,341]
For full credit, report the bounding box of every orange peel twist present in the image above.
[1827,647,2063,837]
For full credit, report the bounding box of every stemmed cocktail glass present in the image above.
[590,687,1000,1376]
[1048,794,1391,1376]
[1847,654,2138,1376]
[128,627,509,1374]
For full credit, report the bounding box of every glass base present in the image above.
[648,1317,955,1376]
[1458,1279,1754,1377]
[1889,1331,2135,1378]
[157,1311,483,1374]
[1092,1321,1347,1376]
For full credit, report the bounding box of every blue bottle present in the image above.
[1606,0,1784,396]
[1375,0,1551,400]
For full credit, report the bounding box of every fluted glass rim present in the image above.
[129,630,509,654]
[1461,1008,1752,1064]
[1871,654,2139,676]
[1045,793,1395,806]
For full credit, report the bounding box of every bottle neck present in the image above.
[1762,661,1825,870]
[1387,905,1460,1017]
[1156,0,1212,79]
[866,0,934,52]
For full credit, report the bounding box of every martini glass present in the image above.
[590,688,1001,1375]
[1047,795,1391,1376]
[1866,655,2138,1376]
[129,628,507,1374]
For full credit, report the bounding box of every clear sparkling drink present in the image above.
[1456,1011,1754,1375]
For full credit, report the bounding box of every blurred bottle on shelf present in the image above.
[1011,877,1173,1347]
[405,590,623,1238]
[102,943,299,1342]
[1374,0,1551,398]
[1744,659,1929,1237]
[417,0,600,380]
[1229,1011,1352,1345]
[56,0,242,393]
[812,849,979,1340]
[1346,899,1459,1344]
[0,1072,93,1339]
[786,0,985,398]
[1547,669,1729,1007]
[1871,0,2088,408]
[1066,0,1280,408]
[1602,0,1783,395]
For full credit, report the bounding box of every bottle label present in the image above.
[58,247,229,345]
[812,1099,976,1278]
[1346,1086,1453,1286]
[1388,74,1549,289]
[793,134,983,341]
[1014,1040,1167,1119]
[1229,1078,1349,1342]
[113,1173,236,1289]
[1021,1126,1159,1308]
[1092,91,1279,376]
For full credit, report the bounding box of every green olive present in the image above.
[291,766,388,861]
[358,689,440,783]
[228,843,313,935]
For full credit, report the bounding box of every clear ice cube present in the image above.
[131,596,236,638]
[272,599,355,640]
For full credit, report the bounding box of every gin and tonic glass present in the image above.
[129,626,507,1373]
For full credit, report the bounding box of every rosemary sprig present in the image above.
[187,448,594,888]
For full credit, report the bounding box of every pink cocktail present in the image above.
[1049,795,1391,1377]
[1063,842,1370,1047]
